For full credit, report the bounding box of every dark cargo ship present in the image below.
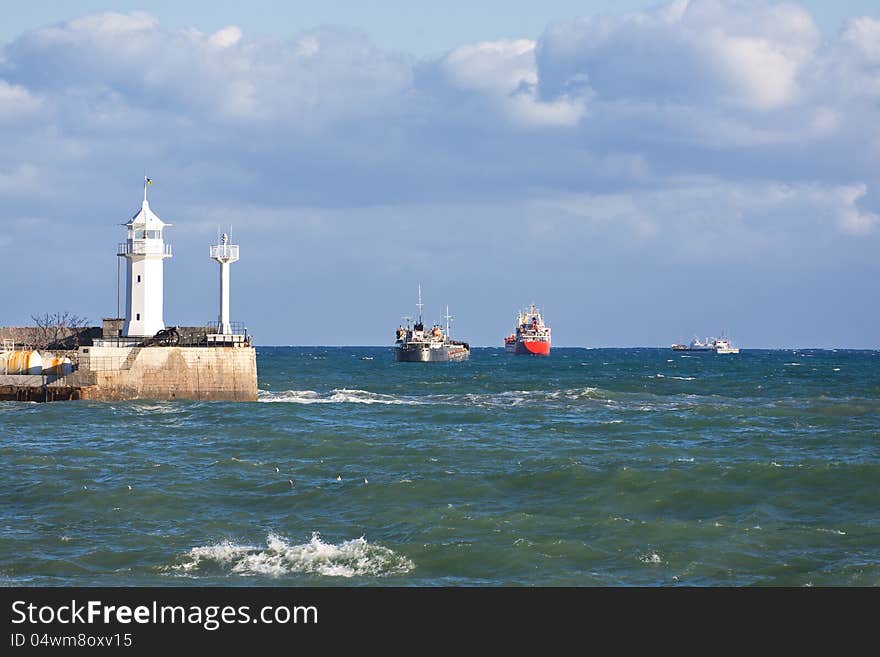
[394,287,469,362]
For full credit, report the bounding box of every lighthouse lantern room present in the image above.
[118,177,172,337]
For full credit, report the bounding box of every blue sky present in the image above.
[1,1,879,347]
[3,1,879,54]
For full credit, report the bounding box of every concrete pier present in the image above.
[76,345,257,401]
[0,345,258,402]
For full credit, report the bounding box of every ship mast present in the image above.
[417,284,423,324]
[444,304,454,337]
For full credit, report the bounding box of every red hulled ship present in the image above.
[504,304,551,356]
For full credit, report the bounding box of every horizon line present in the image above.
[250,344,880,351]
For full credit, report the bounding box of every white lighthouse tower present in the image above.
[118,177,172,337]
[209,231,240,336]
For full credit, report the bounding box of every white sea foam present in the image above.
[229,457,265,466]
[833,368,841,372]
[131,402,180,415]
[258,389,416,405]
[328,389,413,404]
[639,553,663,564]
[260,386,618,408]
[258,390,321,403]
[784,362,802,366]
[568,387,603,399]
[170,533,413,578]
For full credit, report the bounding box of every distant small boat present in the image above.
[672,334,739,354]
[712,336,739,354]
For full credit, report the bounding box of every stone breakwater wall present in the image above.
[0,346,258,402]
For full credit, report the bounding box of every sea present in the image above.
[1,347,878,587]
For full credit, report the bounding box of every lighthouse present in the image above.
[118,177,172,337]
[209,231,240,336]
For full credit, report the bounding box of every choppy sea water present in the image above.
[1,347,879,586]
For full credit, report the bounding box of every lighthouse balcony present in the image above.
[118,241,173,257]
[209,244,239,261]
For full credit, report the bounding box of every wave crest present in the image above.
[258,389,416,405]
[257,386,618,408]
[170,533,414,578]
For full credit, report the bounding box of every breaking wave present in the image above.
[258,389,417,405]
[253,386,797,412]
[258,386,613,407]
[169,533,414,578]
[254,386,771,412]
[639,552,663,564]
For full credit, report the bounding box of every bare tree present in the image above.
[30,312,90,350]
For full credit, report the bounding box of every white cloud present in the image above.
[0,79,41,119]
[38,10,159,41]
[537,0,819,110]
[0,3,875,200]
[840,16,880,62]
[440,39,538,96]
[530,178,880,260]
[708,33,802,109]
[835,184,879,235]
[209,25,242,49]
[4,15,413,125]
[434,38,585,126]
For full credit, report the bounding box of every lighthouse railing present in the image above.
[209,244,239,260]
[118,242,173,257]
[205,320,248,336]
